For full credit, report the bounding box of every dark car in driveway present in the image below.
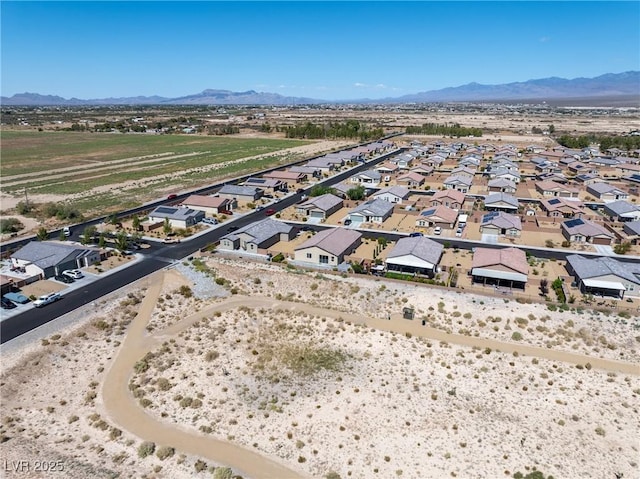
[1,297,16,309]
[55,274,75,284]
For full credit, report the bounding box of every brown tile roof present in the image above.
[472,247,528,275]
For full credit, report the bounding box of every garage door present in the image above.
[310,211,325,219]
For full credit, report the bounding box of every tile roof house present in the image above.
[487,178,517,193]
[148,206,205,229]
[536,172,568,184]
[623,220,640,244]
[459,156,481,168]
[10,241,101,279]
[487,168,521,184]
[561,218,614,245]
[350,169,381,185]
[566,254,640,298]
[430,189,466,210]
[450,166,476,178]
[372,185,411,204]
[480,211,522,237]
[602,200,640,222]
[443,175,473,193]
[586,183,629,202]
[484,192,519,212]
[396,171,425,187]
[409,165,434,177]
[535,180,580,198]
[348,199,394,224]
[296,194,343,220]
[540,197,586,218]
[416,205,458,229]
[243,177,288,192]
[263,170,307,183]
[218,185,263,202]
[289,165,321,178]
[219,218,295,254]
[331,182,356,199]
[471,247,529,289]
[375,162,400,174]
[423,155,446,167]
[181,195,236,215]
[294,227,362,267]
[385,237,443,277]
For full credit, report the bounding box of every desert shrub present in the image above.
[205,350,219,362]
[138,441,156,458]
[213,467,233,479]
[194,459,207,472]
[156,446,175,460]
[511,332,523,341]
[271,253,285,263]
[157,378,172,391]
[178,285,193,298]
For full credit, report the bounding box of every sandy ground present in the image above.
[1,257,639,479]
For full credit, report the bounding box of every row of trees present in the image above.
[555,133,640,151]
[309,184,365,200]
[406,123,483,137]
[282,121,384,141]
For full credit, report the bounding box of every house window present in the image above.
[306,253,312,259]
[319,255,329,264]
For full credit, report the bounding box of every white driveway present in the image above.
[481,233,499,244]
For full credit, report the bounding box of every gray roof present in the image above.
[221,218,292,245]
[624,220,640,235]
[373,185,410,200]
[487,178,517,189]
[481,211,522,230]
[587,182,623,194]
[602,200,640,216]
[492,168,521,179]
[11,241,95,270]
[332,182,353,195]
[485,192,519,208]
[218,184,262,196]
[387,237,443,265]
[353,170,381,181]
[295,227,362,256]
[443,175,473,186]
[298,193,343,212]
[351,198,394,217]
[562,218,612,238]
[149,206,204,220]
[567,254,640,285]
[289,165,320,174]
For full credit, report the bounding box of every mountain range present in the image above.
[2,71,638,106]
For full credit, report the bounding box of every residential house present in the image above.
[10,241,101,279]
[350,170,381,186]
[348,199,394,225]
[296,194,343,220]
[263,170,307,184]
[392,152,416,169]
[623,221,640,244]
[540,197,586,218]
[331,182,356,199]
[535,180,580,198]
[487,178,517,193]
[488,168,521,184]
[561,218,614,245]
[484,193,519,212]
[372,185,411,204]
[148,206,205,229]
[459,156,481,168]
[304,157,337,172]
[602,200,640,222]
[586,183,629,202]
[480,211,522,237]
[416,205,458,229]
[219,218,295,254]
[409,165,434,177]
[423,154,446,168]
[431,189,466,210]
[536,172,568,184]
[181,195,236,215]
[574,173,601,186]
[566,254,640,299]
[397,171,425,188]
[471,247,529,289]
[289,165,321,178]
[243,177,288,192]
[375,162,400,174]
[294,227,362,267]
[443,175,472,193]
[385,237,443,277]
[450,166,476,178]
[218,185,264,202]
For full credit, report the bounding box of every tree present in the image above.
[346,184,365,200]
[309,185,336,197]
[0,217,24,234]
[98,233,106,249]
[163,218,172,235]
[539,278,549,295]
[132,215,141,231]
[81,226,97,245]
[114,231,129,253]
[36,227,48,241]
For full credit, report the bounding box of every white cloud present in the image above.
[539,36,551,43]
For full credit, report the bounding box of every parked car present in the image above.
[55,274,75,284]
[3,292,30,304]
[434,226,442,235]
[162,237,181,244]
[167,194,178,200]
[455,228,463,237]
[202,217,218,225]
[409,232,423,237]
[296,188,304,194]
[63,226,71,237]
[255,205,265,211]
[1,297,16,309]
[344,219,352,226]
[226,225,240,233]
[63,269,84,280]
[265,209,276,216]
[33,292,61,308]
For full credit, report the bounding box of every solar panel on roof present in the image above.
[564,218,584,228]
[482,211,499,223]
[548,198,561,205]
[155,206,177,214]
[421,208,436,216]
[247,178,266,184]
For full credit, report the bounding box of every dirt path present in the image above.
[102,272,638,479]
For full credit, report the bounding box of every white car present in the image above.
[63,269,84,280]
[33,292,61,308]
[455,228,463,237]
[434,226,442,235]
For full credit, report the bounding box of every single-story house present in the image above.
[540,197,586,218]
[289,165,321,178]
[586,182,629,202]
[602,200,640,222]
[566,254,640,299]
[263,170,307,183]
[296,194,343,220]
[10,241,101,279]
[537,172,568,184]
[488,168,521,184]
[181,194,237,215]
[350,170,381,185]
[148,206,205,229]
[305,158,337,172]
[409,165,434,177]
[561,218,614,245]
[243,177,288,192]
[423,155,445,167]
[375,162,400,174]
[480,211,522,237]
[385,236,444,277]
[459,156,481,168]
[416,205,458,229]
[471,247,529,289]
[484,192,519,212]
[294,227,362,267]
[574,173,601,185]
[397,171,425,188]
[443,175,472,193]
[450,166,476,178]
[372,185,411,204]
[430,189,466,210]
[487,178,517,193]
[535,180,580,198]
[348,199,394,224]
[331,182,356,199]
[218,218,295,254]
[392,153,416,169]
[218,185,263,202]
[623,221,640,244]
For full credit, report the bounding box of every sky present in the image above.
[1,1,639,100]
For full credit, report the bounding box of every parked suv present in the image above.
[63,269,84,280]
[433,226,442,235]
[34,292,61,308]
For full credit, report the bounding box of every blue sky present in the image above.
[1,1,639,100]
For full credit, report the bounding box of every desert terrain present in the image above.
[1,256,638,479]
